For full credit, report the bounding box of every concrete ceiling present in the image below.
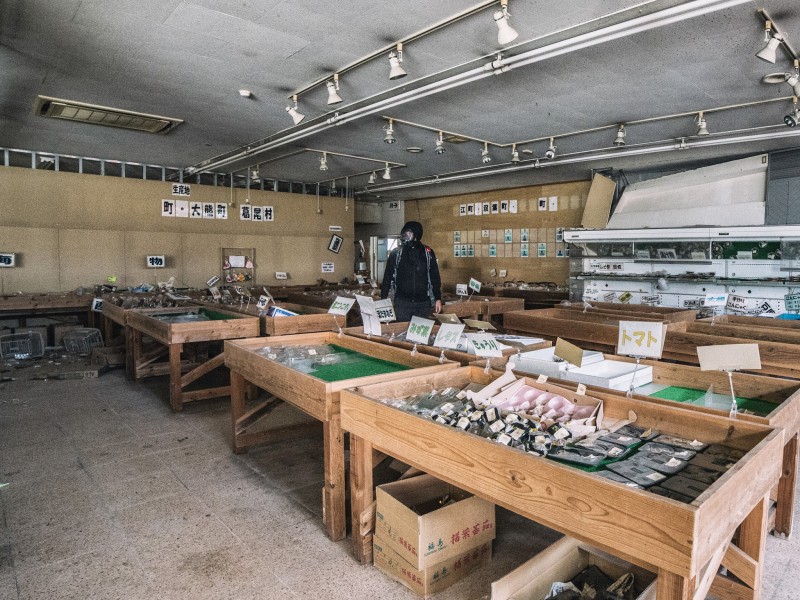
[1,0,799,201]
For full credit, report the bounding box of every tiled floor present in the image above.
[0,370,799,599]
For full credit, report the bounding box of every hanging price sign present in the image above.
[464,333,503,357]
[328,296,356,315]
[406,317,435,344]
[433,323,465,349]
[617,321,667,359]
[374,299,396,322]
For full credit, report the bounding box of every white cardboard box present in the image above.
[491,536,656,600]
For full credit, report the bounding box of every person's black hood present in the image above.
[401,221,423,242]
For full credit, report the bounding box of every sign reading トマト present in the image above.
[616,320,667,359]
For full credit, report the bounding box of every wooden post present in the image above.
[775,434,798,537]
[169,342,183,412]
[130,327,141,381]
[350,434,374,565]
[656,570,692,600]
[323,416,346,542]
[230,370,248,454]
[736,494,769,599]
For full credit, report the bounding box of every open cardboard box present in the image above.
[375,473,495,570]
[491,536,656,600]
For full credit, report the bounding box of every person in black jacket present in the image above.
[380,221,442,322]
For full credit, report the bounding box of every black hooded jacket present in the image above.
[380,221,442,303]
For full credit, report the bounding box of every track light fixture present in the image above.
[695,112,710,136]
[545,137,556,160]
[757,21,783,64]
[435,131,445,154]
[494,0,519,46]
[785,61,800,96]
[319,152,328,171]
[382,163,392,180]
[534,159,540,168]
[285,94,305,125]
[613,124,626,147]
[330,178,337,193]
[368,171,376,184]
[481,142,491,164]
[676,137,688,150]
[326,74,342,105]
[388,43,407,80]
[510,144,520,163]
[785,96,800,128]
[384,118,396,144]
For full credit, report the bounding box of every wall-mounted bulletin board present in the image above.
[404,180,591,288]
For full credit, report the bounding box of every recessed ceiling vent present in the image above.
[33,95,183,134]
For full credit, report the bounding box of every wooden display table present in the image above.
[0,292,95,325]
[127,306,259,411]
[193,300,339,336]
[507,356,800,538]
[559,301,698,323]
[691,314,800,345]
[341,366,782,600]
[223,332,458,541]
[440,294,524,326]
[344,321,551,368]
[504,308,800,378]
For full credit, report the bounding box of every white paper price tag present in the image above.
[456,284,469,296]
[406,316,435,344]
[617,321,667,359]
[576,383,587,395]
[374,299,396,322]
[704,293,728,307]
[256,295,270,310]
[355,295,382,335]
[465,333,503,357]
[206,275,220,287]
[433,323,466,349]
[91,298,104,312]
[726,294,749,312]
[536,374,548,384]
[328,296,356,316]
[468,278,482,293]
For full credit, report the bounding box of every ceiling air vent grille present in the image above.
[33,95,183,134]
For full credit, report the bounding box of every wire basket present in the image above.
[0,331,45,359]
[63,328,104,355]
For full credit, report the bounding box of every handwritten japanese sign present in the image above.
[468,278,481,293]
[726,294,749,313]
[406,317,435,344]
[456,284,469,296]
[328,296,356,316]
[433,323,465,349]
[704,293,728,307]
[256,295,271,310]
[374,299,396,322]
[0,253,16,267]
[464,333,503,357]
[617,320,667,359]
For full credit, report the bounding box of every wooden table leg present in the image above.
[774,434,798,537]
[323,416,346,542]
[130,327,142,381]
[737,494,769,599]
[350,434,374,564]
[102,315,113,346]
[656,570,692,600]
[169,342,183,412]
[230,371,248,454]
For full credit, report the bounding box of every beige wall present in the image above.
[405,180,590,288]
[0,167,355,293]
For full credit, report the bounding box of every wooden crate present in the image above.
[127,306,260,411]
[223,332,458,542]
[344,321,551,368]
[560,301,698,323]
[341,366,782,600]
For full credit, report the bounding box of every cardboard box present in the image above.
[90,347,125,367]
[375,474,496,570]
[374,535,491,598]
[491,536,656,600]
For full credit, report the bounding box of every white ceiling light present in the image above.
[613,124,626,146]
[382,162,392,180]
[757,21,783,64]
[368,171,376,184]
[481,142,491,164]
[319,152,329,171]
[326,74,342,105]
[494,0,519,45]
[545,137,557,159]
[285,94,305,125]
[384,118,396,143]
[510,143,520,163]
[695,111,710,136]
[330,179,337,193]
[388,43,407,80]
[435,131,445,154]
